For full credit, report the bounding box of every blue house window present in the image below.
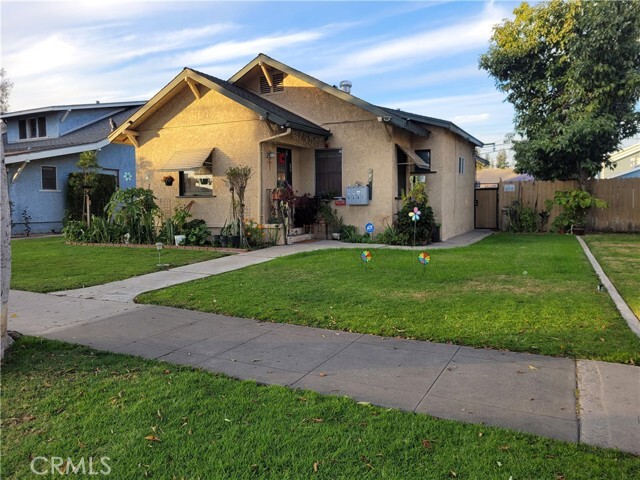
[19,117,47,139]
[41,166,57,190]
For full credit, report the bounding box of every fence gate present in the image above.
[475,188,498,229]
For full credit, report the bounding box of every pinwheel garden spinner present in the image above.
[419,251,430,274]
[361,250,372,271]
[409,207,421,246]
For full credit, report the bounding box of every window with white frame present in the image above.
[41,166,57,190]
[458,156,465,175]
[19,117,47,139]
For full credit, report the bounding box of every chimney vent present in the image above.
[339,80,352,94]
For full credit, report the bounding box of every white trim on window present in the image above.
[41,165,58,191]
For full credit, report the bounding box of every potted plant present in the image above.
[171,204,191,245]
[229,219,241,248]
[163,175,175,186]
[219,221,229,247]
[551,190,607,235]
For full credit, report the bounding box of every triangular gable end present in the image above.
[229,54,429,137]
[109,68,329,146]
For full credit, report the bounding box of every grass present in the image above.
[583,234,640,318]
[138,234,640,364]
[2,337,638,479]
[10,237,227,293]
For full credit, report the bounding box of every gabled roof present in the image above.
[378,107,483,147]
[229,54,483,145]
[229,53,430,137]
[0,101,145,119]
[109,68,330,145]
[3,106,142,164]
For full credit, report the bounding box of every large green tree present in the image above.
[479,0,640,184]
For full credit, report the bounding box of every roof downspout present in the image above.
[258,127,292,224]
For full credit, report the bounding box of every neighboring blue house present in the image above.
[2,101,145,234]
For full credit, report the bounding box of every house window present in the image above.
[179,171,213,197]
[458,156,465,175]
[315,149,342,198]
[413,149,431,173]
[178,158,213,197]
[396,146,407,197]
[19,117,47,139]
[259,72,284,95]
[41,166,57,190]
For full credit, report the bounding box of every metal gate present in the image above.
[475,188,498,229]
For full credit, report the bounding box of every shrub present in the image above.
[105,188,160,244]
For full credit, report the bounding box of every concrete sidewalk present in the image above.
[52,230,493,303]
[8,290,639,455]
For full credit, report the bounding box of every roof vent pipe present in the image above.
[339,80,352,94]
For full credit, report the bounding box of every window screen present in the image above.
[41,166,57,190]
[315,149,342,197]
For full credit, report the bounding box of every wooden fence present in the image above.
[497,178,640,232]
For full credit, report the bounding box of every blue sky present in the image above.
[2,0,524,152]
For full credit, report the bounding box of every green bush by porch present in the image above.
[138,234,640,364]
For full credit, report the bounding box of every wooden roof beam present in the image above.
[185,77,201,100]
[123,129,139,148]
[259,62,273,87]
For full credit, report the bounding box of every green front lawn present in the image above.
[138,234,640,364]
[584,234,640,318]
[3,337,637,479]
[11,237,227,293]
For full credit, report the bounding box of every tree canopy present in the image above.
[479,0,640,183]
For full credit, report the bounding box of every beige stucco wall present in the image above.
[135,85,272,230]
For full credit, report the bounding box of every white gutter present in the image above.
[258,128,292,223]
[4,139,109,164]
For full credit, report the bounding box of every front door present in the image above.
[276,147,292,187]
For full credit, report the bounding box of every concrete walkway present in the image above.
[7,230,640,455]
[52,230,493,303]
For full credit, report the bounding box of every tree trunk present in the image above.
[1,141,14,359]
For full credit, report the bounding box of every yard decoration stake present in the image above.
[361,250,372,271]
[418,251,430,274]
[408,207,421,246]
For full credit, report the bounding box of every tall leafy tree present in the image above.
[479,0,640,185]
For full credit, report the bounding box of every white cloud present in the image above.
[313,2,509,80]
[173,30,327,67]
[453,113,490,124]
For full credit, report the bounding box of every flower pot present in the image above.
[174,234,186,246]
[331,232,341,240]
[164,179,174,186]
[220,235,229,248]
[230,235,240,248]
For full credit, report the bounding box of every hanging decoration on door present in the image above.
[278,151,287,165]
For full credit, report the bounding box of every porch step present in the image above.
[286,233,314,244]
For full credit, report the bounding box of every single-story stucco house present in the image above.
[2,101,144,234]
[108,54,483,241]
